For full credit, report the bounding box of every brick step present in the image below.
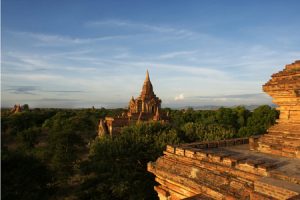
[269,170,300,185]
[166,148,278,178]
[260,134,300,142]
[267,131,300,137]
[268,123,300,128]
[258,140,299,150]
[159,157,240,188]
[260,136,300,147]
[153,162,247,199]
[259,137,285,146]
[259,137,300,148]
[267,130,300,136]
[254,177,300,199]
[266,132,300,139]
[257,143,298,158]
[268,125,300,133]
[268,128,300,135]
[263,141,300,148]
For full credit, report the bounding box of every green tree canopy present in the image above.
[2,149,53,200]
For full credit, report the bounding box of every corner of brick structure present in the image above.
[148,61,300,200]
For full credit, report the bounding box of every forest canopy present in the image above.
[1,105,278,200]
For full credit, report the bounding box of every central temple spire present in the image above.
[140,70,155,99]
[145,69,150,81]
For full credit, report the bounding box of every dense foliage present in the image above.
[79,123,179,200]
[1,105,278,200]
[2,148,53,200]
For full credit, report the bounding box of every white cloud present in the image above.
[10,31,127,46]
[3,73,64,81]
[3,18,299,108]
[174,94,184,101]
[64,66,97,72]
[159,50,197,59]
[86,19,198,39]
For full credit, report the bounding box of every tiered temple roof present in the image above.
[148,61,300,200]
[140,70,156,100]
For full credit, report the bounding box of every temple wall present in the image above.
[257,61,300,158]
[148,61,300,200]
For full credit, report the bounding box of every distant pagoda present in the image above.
[10,104,22,114]
[98,70,167,137]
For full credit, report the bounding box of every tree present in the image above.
[78,122,179,200]
[22,104,29,111]
[216,107,238,130]
[2,149,53,200]
[48,130,83,180]
[17,127,41,149]
[181,122,235,142]
[237,105,278,137]
[234,106,251,129]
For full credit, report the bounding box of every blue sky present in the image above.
[2,0,300,108]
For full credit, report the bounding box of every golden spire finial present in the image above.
[145,70,150,81]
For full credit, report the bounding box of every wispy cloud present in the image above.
[46,90,84,93]
[3,17,299,108]
[187,93,272,105]
[5,85,85,95]
[40,98,79,102]
[149,62,230,80]
[168,93,273,107]
[3,73,64,81]
[191,93,269,99]
[64,66,97,72]
[3,51,98,74]
[86,19,198,39]
[159,50,197,59]
[6,86,39,95]
[10,31,128,46]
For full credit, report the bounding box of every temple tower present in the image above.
[256,60,300,158]
[98,70,167,137]
[128,70,161,114]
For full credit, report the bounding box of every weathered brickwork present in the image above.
[148,61,300,200]
[256,60,300,158]
[148,142,300,199]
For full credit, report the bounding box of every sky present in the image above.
[2,0,300,108]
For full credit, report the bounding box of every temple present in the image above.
[128,70,162,119]
[10,104,22,114]
[98,70,167,137]
[148,61,300,200]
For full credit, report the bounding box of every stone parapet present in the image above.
[148,143,300,199]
